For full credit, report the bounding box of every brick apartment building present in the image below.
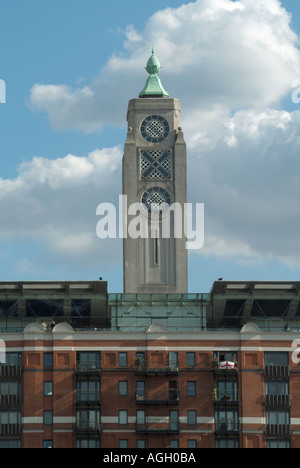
[1,280,300,448]
[1,52,299,449]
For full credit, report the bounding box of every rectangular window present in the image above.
[0,382,21,396]
[187,410,197,425]
[118,353,127,367]
[0,440,21,448]
[137,440,146,449]
[170,440,179,448]
[44,353,53,368]
[119,440,128,448]
[1,353,22,367]
[170,410,179,431]
[186,352,195,367]
[265,381,289,395]
[215,410,239,432]
[135,352,145,367]
[119,410,128,425]
[118,381,128,396]
[215,439,239,449]
[265,352,288,366]
[43,382,53,397]
[188,440,197,449]
[76,410,100,430]
[214,351,237,362]
[76,439,101,449]
[266,410,290,426]
[169,352,178,370]
[0,411,21,425]
[76,352,100,371]
[43,411,53,426]
[169,380,179,401]
[187,381,196,396]
[136,381,145,397]
[136,410,145,426]
[77,381,100,402]
[217,381,238,402]
[266,440,291,449]
[43,440,53,449]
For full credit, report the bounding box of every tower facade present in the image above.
[123,51,188,293]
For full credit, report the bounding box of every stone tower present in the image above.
[123,50,188,293]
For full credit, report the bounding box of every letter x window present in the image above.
[140,150,172,180]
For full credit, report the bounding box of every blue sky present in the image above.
[2,0,300,293]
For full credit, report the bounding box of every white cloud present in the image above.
[24,0,300,273]
[29,0,300,131]
[187,107,300,265]
[0,147,123,271]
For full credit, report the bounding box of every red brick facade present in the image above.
[1,322,299,448]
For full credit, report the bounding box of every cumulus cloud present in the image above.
[25,0,300,273]
[187,107,300,265]
[0,147,123,272]
[29,0,300,132]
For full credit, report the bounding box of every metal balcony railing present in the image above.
[215,419,239,434]
[0,424,22,437]
[76,392,101,405]
[76,420,101,434]
[266,424,291,437]
[76,362,101,375]
[264,365,290,379]
[135,360,180,375]
[214,392,239,405]
[265,394,290,408]
[0,394,22,408]
[135,423,180,434]
[136,392,180,405]
[0,365,22,378]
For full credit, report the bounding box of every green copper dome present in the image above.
[139,49,169,98]
[146,50,161,74]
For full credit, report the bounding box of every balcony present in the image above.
[215,419,240,435]
[136,423,180,434]
[213,392,239,407]
[213,361,238,378]
[266,424,291,437]
[76,363,101,377]
[76,393,101,407]
[0,365,22,379]
[264,366,289,379]
[136,392,180,405]
[0,424,22,437]
[0,395,22,409]
[265,394,290,408]
[135,364,180,376]
[76,421,101,435]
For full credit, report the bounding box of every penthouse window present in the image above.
[251,300,291,317]
[71,300,91,327]
[0,301,18,319]
[77,352,100,372]
[26,299,63,318]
